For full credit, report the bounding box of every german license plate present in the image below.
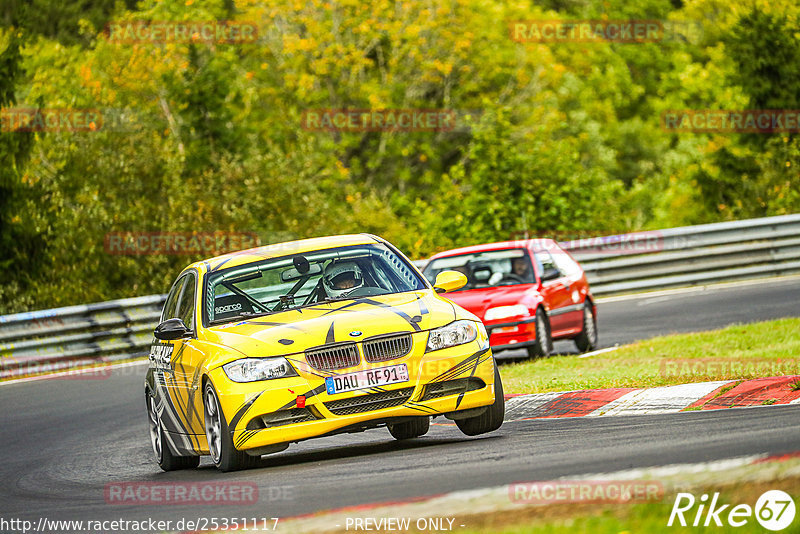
[325,364,409,395]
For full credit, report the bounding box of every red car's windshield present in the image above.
[423,248,536,291]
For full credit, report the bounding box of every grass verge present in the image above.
[499,317,800,394]
[456,476,800,534]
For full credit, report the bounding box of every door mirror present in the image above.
[540,268,561,282]
[433,270,468,293]
[154,318,192,341]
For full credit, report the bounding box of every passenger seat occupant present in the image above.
[323,260,364,298]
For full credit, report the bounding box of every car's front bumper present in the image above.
[206,336,497,453]
[485,317,537,351]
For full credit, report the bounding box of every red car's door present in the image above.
[534,249,576,335]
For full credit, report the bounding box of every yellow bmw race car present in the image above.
[145,234,504,472]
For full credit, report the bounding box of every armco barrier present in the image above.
[0,295,165,379]
[1,214,799,378]
[562,214,800,294]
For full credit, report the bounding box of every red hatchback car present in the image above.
[422,239,597,357]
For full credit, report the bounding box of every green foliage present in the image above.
[0,30,44,311]
[1,0,799,313]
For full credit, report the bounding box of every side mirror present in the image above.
[154,318,192,341]
[433,270,468,294]
[540,268,561,282]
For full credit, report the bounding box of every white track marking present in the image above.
[577,346,619,359]
[0,358,149,386]
[505,392,566,421]
[587,380,734,416]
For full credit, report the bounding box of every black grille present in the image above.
[363,334,412,363]
[421,378,485,401]
[246,408,318,430]
[305,343,359,371]
[324,387,415,416]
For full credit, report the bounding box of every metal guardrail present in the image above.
[0,295,165,379]
[1,214,798,378]
[562,214,800,294]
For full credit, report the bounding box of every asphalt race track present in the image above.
[505,275,800,358]
[1,277,799,526]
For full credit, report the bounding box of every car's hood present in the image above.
[445,284,538,319]
[203,290,456,358]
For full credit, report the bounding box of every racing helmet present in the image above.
[323,260,364,298]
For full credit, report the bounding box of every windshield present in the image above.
[204,243,426,325]
[423,248,535,291]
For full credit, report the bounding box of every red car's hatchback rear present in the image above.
[422,239,597,357]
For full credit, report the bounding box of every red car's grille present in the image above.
[363,333,412,363]
[305,343,359,371]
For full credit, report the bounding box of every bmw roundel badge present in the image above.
[349,330,363,337]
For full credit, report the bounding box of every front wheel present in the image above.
[574,301,598,353]
[526,308,552,358]
[146,393,199,471]
[204,382,259,472]
[456,363,505,436]
[388,417,430,440]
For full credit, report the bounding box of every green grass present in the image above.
[456,476,800,534]
[500,317,800,394]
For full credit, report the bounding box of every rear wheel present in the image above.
[388,417,430,440]
[146,393,199,471]
[526,308,552,358]
[574,301,598,353]
[204,382,260,472]
[456,363,505,436]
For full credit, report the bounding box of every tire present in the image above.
[203,382,260,472]
[574,301,598,353]
[526,308,552,358]
[388,417,430,440]
[456,363,505,436]
[146,392,200,471]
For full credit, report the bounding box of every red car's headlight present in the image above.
[484,305,529,321]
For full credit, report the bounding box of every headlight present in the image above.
[426,320,480,352]
[484,304,529,321]
[223,357,298,382]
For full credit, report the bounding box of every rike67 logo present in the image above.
[668,490,796,531]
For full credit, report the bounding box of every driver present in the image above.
[510,257,532,281]
[322,260,364,298]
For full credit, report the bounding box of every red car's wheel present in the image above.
[574,301,598,353]
[526,308,552,358]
